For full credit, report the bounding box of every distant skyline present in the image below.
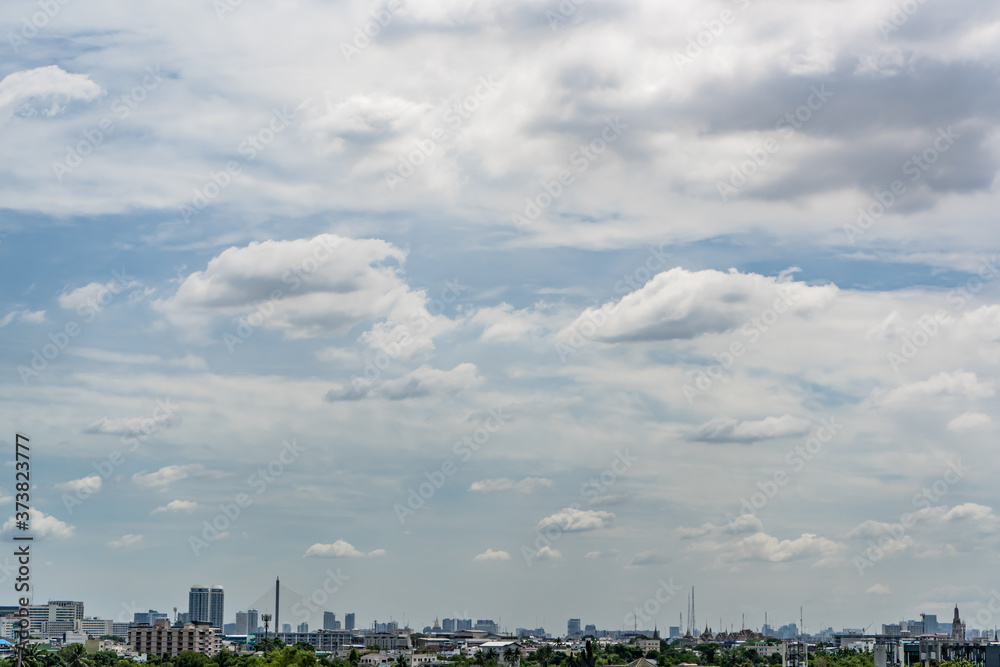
[2,0,1000,638]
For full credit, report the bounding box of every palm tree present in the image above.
[17,644,43,667]
[502,647,520,667]
[484,649,499,667]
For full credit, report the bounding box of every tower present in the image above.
[952,605,965,640]
[275,577,280,636]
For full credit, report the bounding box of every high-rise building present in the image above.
[224,623,236,635]
[922,614,939,634]
[584,625,596,636]
[323,612,337,631]
[189,586,225,629]
[456,619,472,631]
[567,619,581,637]
[247,610,259,636]
[345,613,355,631]
[442,619,456,632]
[236,612,249,635]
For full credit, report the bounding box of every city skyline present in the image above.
[2,0,999,643]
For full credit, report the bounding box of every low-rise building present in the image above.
[129,619,221,657]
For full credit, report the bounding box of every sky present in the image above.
[1,0,999,638]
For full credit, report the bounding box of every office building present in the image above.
[442,619,456,632]
[282,624,292,633]
[323,612,336,631]
[49,601,84,621]
[475,620,498,634]
[345,613,355,631]
[567,619,581,637]
[224,623,236,635]
[189,586,224,629]
[457,619,473,631]
[248,610,259,636]
[922,614,939,635]
[135,610,169,625]
[298,622,309,633]
[585,624,597,636]
[80,618,114,638]
[236,612,248,635]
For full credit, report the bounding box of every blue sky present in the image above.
[1,0,1000,637]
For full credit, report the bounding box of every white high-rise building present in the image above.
[189,586,224,629]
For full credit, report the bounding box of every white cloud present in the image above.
[629,551,669,566]
[0,309,46,327]
[108,534,144,549]
[303,540,386,558]
[473,548,511,562]
[469,477,554,494]
[131,464,226,489]
[947,411,993,431]
[86,409,181,438]
[158,234,454,349]
[0,66,103,123]
[535,546,562,561]
[329,363,483,401]
[560,268,836,344]
[1,509,74,540]
[690,415,812,443]
[55,475,102,494]
[536,507,615,533]
[869,371,995,408]
[865,584,891,595]
[470,303,546,342]
[151,500,200,514]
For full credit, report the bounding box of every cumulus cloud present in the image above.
[559,268,836,344]
[0,66,103,123]
[536,507,614,532]
[473,548,511,562]
[866,584,891,595]
[2,509,74,540]
[869,371,995,408]
[55,475,102,494]
[535,546,562,561]
[157,234,454,349]
[108,534,144,549]
[947,411,993,431]
[58,276,141,312]
[303,540,386,558]
[151,500,200,514]
[132,464,226,489]
[0,309,46,327]
[469,303,546,342]
[689,415,812,443]
[469,477,553,494]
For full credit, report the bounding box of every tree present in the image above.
[348,650,360,667]
[696,644,719,665]
[577,642,597,667]
[503,648,521,667]
[533,647,554,667]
